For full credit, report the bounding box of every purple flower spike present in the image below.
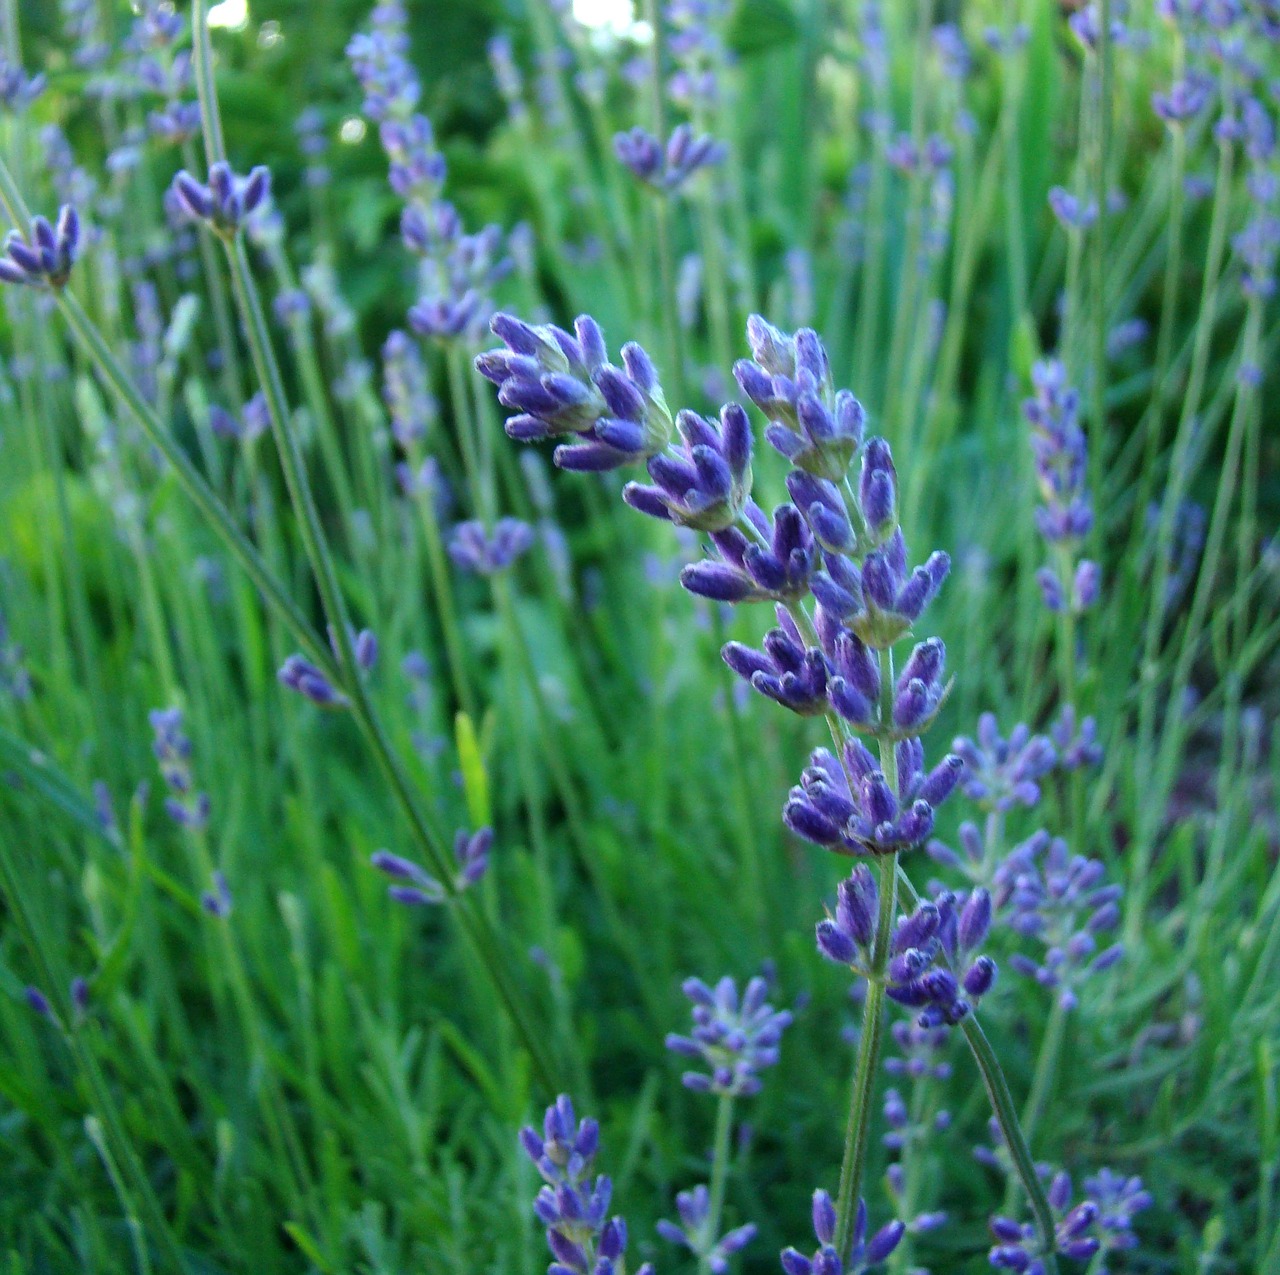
[169,163,272,237]
[723,622,828,717]
[0,204,81,289]
[787,740,962,858]
[150,706,211,830]
[1024,359,1096,616]
[200,870,233,918]
[658,1183,757,1272]
[952,714,1057,812]
[624,403,753,531]
[519,1095,651,1275]
[478,312,673,470]
[448,518,535,574]
[1001,835,1123,1009]
[279,654,348,708]
[666,972,792,1097]
[736,320,865,481]
[781,1191,903,1275]
[615,123,725,190]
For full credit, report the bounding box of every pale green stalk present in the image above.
[700,1093,737,1275]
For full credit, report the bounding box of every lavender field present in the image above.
[0,1,1277,1272]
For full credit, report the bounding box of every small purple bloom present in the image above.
[666,973,792,1097]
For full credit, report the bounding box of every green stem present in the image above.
[833,852,896,1259]
[1089,0,1113,507]
[961,1016,1059,1275]
[1004,997,1067,1211]
[701,1093,737,1275]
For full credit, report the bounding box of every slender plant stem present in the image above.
[961,1015,1059,1275]
[701,1093,737,1275]
[1003,997,1068,1212]
[894,864,1059,1269]
[833,854,896,1260]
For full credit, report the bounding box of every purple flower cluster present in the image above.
[149,707,210,830]
[348,1,508,343]
[371,826,493,905]
[1023,360,1099,615]
[448,518,535,574]
[952,714,1057,812]
[170,163,272,238]
[382,330,437,447]
[1084,1168,1151,1264]
[784,740,962,857]
[279,630,376,709]
[520,1096,653,1275]
[780,1190,904,1275]
[665,974,792,1096]
[0,54,45,112]
[818,869,996,1026]
[667,0,733,109]
[614,124,726,190]
[0,206,80,289]
[477,313,674,471]
[990,1172,1101,1271]
[657,1185,756,1272]
[1002,835,1123,1010]
[210,394,270,444]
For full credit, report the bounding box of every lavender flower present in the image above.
[678,503,816,604]
[657,1185,756,1272]
[170,163,271,237]
[201,871,233,918]
[883,1020,952,1081]
[210,393,270,444]
[0,206,81,289]
[349,2,507,344]
[448,518,535,574]
[1048,706,1102,772]
[952,714,1057,812]
[666,974,792,1096]
[371,826,492,905]
[785,739,962,857]
[734,316,866,481]
[990,1172,1101,1270]
[1083,1168,1151,1262]
[614,123,726,190]
[0,55,45,112]
[478,313,674,471]
[1003,836,1123,1010]
[520,1095,654,1275]
[382,330,437,447]
[882,1086,951,1152]
[149,707,210,830]
[817,872,996,1026]
[278,655,348,708]
[622,404,752,530]
[780,1190,904,1275]
[1047,187,1099,231]
[1024,360,1098,614]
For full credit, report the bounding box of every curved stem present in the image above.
[962,1016,1059,1274]
[896,868,1059,1271]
